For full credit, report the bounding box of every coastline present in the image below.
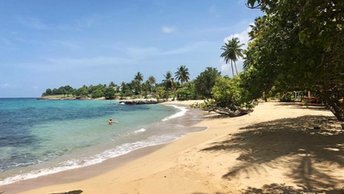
[0,100,206,193]
[3,101,344,194]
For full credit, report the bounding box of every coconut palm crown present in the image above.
[134,72,143,82]
[175,65,190,84]
[220,37,244,77]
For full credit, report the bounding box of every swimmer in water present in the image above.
[108,118,113,125]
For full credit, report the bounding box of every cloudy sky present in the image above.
[0,0,261,97]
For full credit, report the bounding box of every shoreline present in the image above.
[3,101,344,194]
[0,101,206,193]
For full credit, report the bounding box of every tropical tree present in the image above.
[120,82,132,98]
[194,67,221,98]
[163,71,174,91]
[176,81,197,100]
[221,37,244,77]
[148,75,156,86]
[109,81,116,88]
[104,87,116,99]
[147,75,156,93]
[133,72,144,95]
[163,71,177,99]
[175,65,190,84]
[134,72,143,82]
[245,0,344,126]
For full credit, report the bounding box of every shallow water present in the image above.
[0,98,203,185]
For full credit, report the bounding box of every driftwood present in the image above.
[207,106,252,117]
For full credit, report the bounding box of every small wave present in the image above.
[134,128,146,134]
[0,135,177,186]
[162,105,188,121]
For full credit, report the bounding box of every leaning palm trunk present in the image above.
[234,61,238,76]
[230,61,235,77]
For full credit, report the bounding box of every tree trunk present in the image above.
[319,91,344,129]
[230,61,235,77]
[234,61,239,76]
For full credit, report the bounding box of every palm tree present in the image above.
[175,65,190,84]
[163,71,174,91]
[147,75,156,93]
[134,72,143,82]
[220,37,244,77]
[148,75,156,86]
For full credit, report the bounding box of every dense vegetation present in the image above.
[243,0,344,123]
[42,65,215,101]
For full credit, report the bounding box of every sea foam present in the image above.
[162,105,188,121]
[134,128,146,134]
[0,135,177,186]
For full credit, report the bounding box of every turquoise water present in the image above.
[0,98,182,185]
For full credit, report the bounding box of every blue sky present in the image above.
[0,0,261,97]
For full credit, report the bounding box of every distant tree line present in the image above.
[42,65,222,101]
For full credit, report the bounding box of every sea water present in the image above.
[0,98,202,185]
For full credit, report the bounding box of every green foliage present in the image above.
[221,38,244,76]
[75,86,88,98]
[245,0,344,122]
[104,87,116,99]
[175,65,190,84]
[131,80,141,95]
[176,82,197,100]
[120,82,133,98]
[194,67,221,99]
[154,86,168,101]
[134,72,143,82]
[212,76,249,109]
[163,71,174,91]
[279,92,294,102]
[42,85,74,96]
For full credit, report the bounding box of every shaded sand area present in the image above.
[6,102,344,193]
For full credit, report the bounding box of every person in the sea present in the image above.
[108,118,113,125]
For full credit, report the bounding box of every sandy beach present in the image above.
[3,101,344,193]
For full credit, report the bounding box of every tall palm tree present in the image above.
[220,37,244,77]
[163,71,174,91]
[147,75,156,93]
[175,65,190,84]
[148,75,156,86]
[134,72,143,82]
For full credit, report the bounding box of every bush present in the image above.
[212,76,249,109]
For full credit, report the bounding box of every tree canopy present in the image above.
[244,0,344,122]
[194,67,221,99]
[221,37,244,77]
[175,65,190,84]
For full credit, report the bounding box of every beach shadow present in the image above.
[51,190,83,194]
[242,183,344,194]
[202,115,344,192]
[274,102,327,111]
[192,192,227,194]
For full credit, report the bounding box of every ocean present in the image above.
[0,98,203,186]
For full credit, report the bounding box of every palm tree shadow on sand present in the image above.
[202,115,344,193]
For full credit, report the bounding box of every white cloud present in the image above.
[220,59,244,76]
[161,26,176,34]
[221,63,231,75]
[220,24,253,76]
[224,24,252,49]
